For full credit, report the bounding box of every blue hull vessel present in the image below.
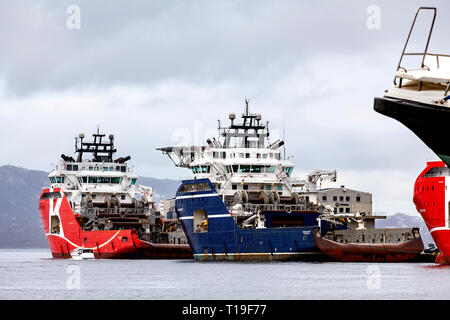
[175,179,330,261]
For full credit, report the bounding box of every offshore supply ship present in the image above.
[38,130,191,259]
[159,101,424,261]
[374,7,450,264]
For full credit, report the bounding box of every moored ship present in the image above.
[374,7,450,264]
[160,101,424,261]
[313,227,424,262]
[39,130,191,259]
[413,161,450,264]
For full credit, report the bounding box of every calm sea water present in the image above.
[0,248,449,300]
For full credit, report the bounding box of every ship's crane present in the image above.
[307,170,337,185]
[156,146,206,168]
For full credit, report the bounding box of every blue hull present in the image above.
[175,179,330,261]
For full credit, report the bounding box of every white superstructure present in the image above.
[49,130,157,235]
[159,100,337,218]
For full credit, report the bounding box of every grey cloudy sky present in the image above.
[0,0,449,216]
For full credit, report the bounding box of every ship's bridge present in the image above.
[46,130,152,210]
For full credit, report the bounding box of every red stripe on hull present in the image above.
[39,188,192,259]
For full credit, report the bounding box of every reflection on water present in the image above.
[0,249,449,300]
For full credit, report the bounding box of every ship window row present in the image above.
[77,176,123,184]
[192,166,210,174]
[49,177,65,183]
[423,167,450,177]
[87,166,126,172]
[179,182,211,193]
[213,152,281,160]
[222,165,293,176]
[66,164,78,171]
[232,184,283,191]
[224,165,277,174]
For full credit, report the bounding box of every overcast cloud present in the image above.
[0,0,448,216]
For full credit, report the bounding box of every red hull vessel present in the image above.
[313,228,424,262]
[414,161,450,264]
[39,130,192,259]
[373,7,450,264]
[39,187,192,259]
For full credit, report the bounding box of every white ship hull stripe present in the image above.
[430,227,450,233]
[46,231,121,250]
[179,214,231,220]
[175,193,220,200]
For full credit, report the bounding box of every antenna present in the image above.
[245,98,249,115]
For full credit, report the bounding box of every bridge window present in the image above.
[111,177,121,184]
[98,177,111,183]
[265,166,276,173]
[200,166,210,173]
[285,167,293,176]
[55,177,64,183]
[66,164,78,171]
[250,166,263,173]
[41,192,62,200]
[179,182,211,193]
[240,165,251,173]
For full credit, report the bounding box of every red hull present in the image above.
[414,161,450,265]
[39,188,192,259]
[313,229,424,262]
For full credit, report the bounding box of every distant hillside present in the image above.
[0,165,179,248]
[0,166,49,247]
[376,212,435,248]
